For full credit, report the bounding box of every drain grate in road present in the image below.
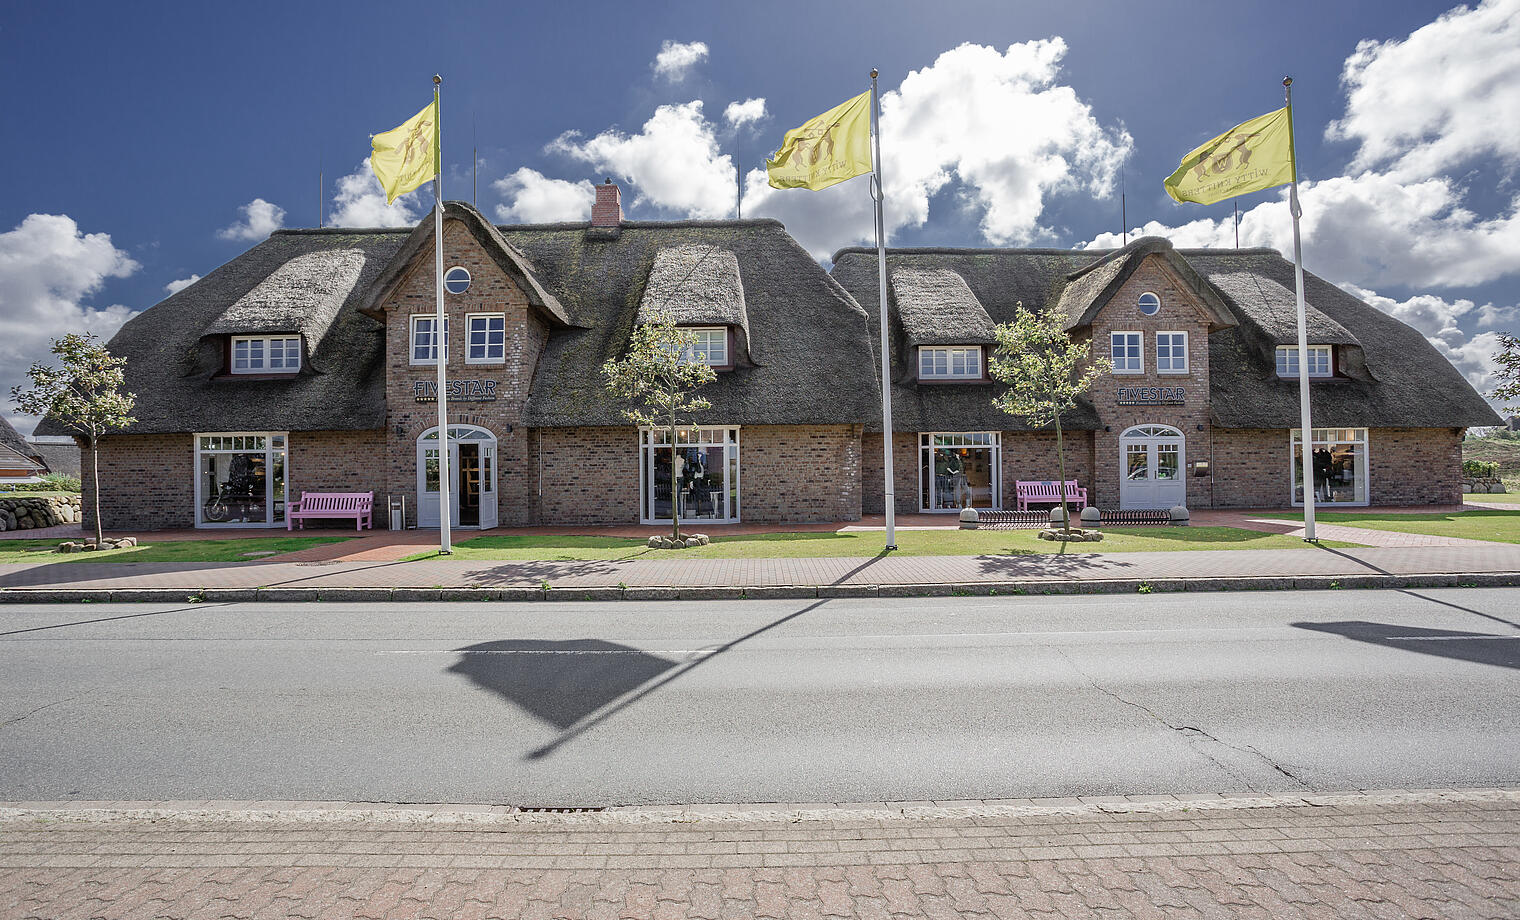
[516,806,607,813]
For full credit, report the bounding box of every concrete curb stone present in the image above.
[198,588,260,603]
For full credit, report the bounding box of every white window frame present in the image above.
[1155,331,1189,375]
[1110,331,1143,374]
[918,432,1002,512]
[1276,345,1333,378]
[409,315,450,366]
[193,431,289,528]
[917,345,983,380]
[1137,291,1161,316]
[639,426,740,524]
[230,336,302,374]
[1290,428,1369,507]
[465,313,506,365]
[686,327,729,367]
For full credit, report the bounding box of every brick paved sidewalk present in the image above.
[3,544,1520,598]
[2,791,1517,919]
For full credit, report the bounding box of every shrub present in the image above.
[1463,459,1498,479]
[1,473,82,493]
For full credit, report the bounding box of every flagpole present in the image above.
[432,74,453,555]
[869,69,896,551]
[1284,76,1316,542]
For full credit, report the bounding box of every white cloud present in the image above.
[164,274,200,295]
[653,40,708,81]
[328,159,425,229]
[723,97,767,127]
[1429,328,1508,401]
[746,39,1131,254]
[0,214,139,435]
[493,168,596,223]
[217,198,285,241]
[549,102,736,219]
[1085,175,1520,289]
[1327,0,1520,180]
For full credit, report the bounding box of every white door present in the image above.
[1119,425,1186,510]
[417,425,497,528]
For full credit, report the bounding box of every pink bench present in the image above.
[1014,480,1088,512]
[286,491,374,530]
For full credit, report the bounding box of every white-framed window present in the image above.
[686,327,728,366]
[230,336,301,374]
[1156,331,1188,374]
[410,315,450,365]
[1137,291,1161,316]
[194,432,288,527]
[1291,428,1368,506]
[466,313,506,364]
[1110,331,1143,374]
[640,426,740,524]
[1276,345,1332,378]
[918,346,983,380]
[919,432,1001,511]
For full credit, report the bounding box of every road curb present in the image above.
[2,571,1519,603]
[2,788,1516,827]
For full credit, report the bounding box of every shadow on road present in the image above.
[446,640,679,729]
[1293,620,1520,670]
[449,600,829,761]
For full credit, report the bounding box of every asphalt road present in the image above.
[2,589,1517,806]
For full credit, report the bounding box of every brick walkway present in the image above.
[1195,511,1502,548]
[2,791,1516,918]
[2,544,1519,595]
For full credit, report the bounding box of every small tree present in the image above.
[989,305,1110,531]
[601,312,716,542]
[11,334,136,545]
[1493,333,1520,416]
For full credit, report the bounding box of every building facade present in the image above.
[46,187,1500,531]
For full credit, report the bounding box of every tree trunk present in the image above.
[669,401,681,543]
[89,434,103,545]
[1054,414,1070,533]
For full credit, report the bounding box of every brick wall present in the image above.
[82,434,193,531]
[531,427,641,525]
[1211,427,1463,507]
[741,425,861,522]
[1086,255,1216,510]
[381,219,548,527]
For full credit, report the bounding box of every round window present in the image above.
[444,266,471,295]
[1138,291,1161,315]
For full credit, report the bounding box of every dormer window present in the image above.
[231,336,301,374]
[1277,345,1332,378]
[919,345,983,380]
[685,327,729,367]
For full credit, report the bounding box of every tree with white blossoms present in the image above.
[601,312,716,543]
[11,334,136,546]
[989,305,1110,533]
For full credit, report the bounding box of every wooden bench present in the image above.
[286,491,374,531]
[1014,480,1088,511]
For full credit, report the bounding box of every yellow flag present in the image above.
[1163,107,1295,206]
[766,91,873,191]
[370,99,439,204]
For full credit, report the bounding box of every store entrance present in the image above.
[417,425,497,529]
[1119,425,1186,510]
[919,433,1001,511]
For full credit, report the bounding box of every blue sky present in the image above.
[3,0,1517,432]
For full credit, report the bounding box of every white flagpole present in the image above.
[1284,76,1316,542]
[869,68,897,551]
[432,74,452,554]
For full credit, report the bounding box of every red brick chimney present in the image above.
[590,178,622,227]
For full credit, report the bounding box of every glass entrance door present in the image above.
[640,427,739,524]
[417,425,497,528]
[919,433,1001,511]
[1119,425,1186,510]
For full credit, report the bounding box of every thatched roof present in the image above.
[204,248,366,344]
[37,231,405,437]
[637,245,758,363]
[0,415,34,460]
[831,239,1501,431]
[28,440,80,478]
[504,219,876,427]
[890,267,996,346]
[47,204,878,435]
[0,443,44,473]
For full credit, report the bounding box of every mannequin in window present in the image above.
[1313,447,1333,501]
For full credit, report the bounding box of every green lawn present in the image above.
[0,535,349,564]
[1465,492,1520,504]
[1264,508,1520,544]
[404,526,1359,562]
[0,491,80,499]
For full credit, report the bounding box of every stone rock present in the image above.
[1038,528,1103,542]
[120,536,138,547]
